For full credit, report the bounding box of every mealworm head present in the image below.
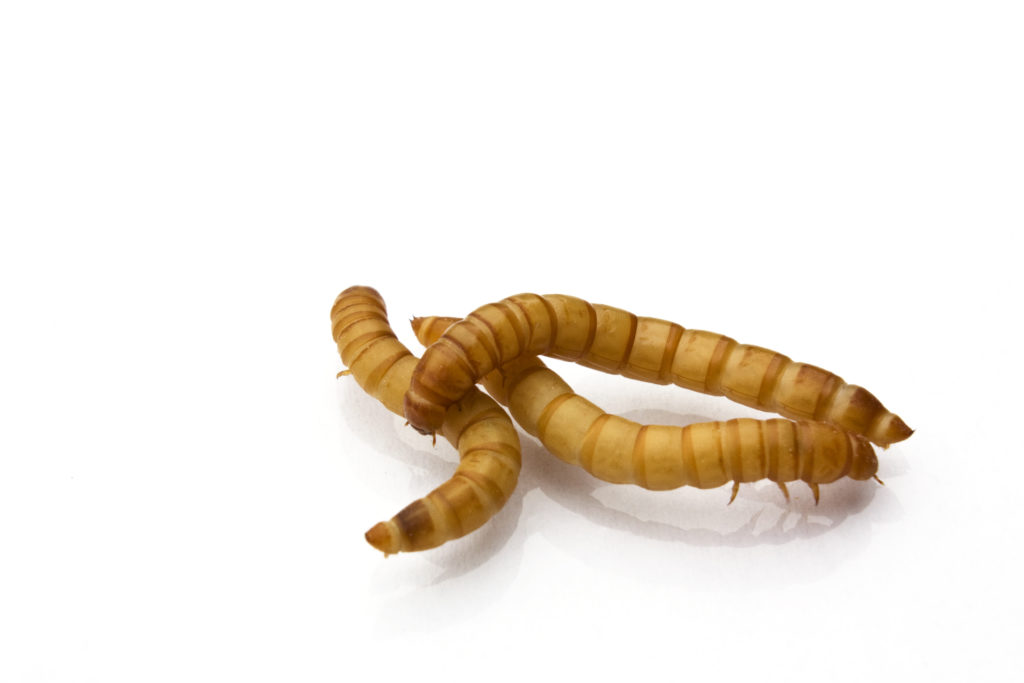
[404,382,451,434]
[848,437,880,481]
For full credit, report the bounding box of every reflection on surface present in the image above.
[337,379,905,633]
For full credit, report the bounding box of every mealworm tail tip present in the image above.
[365,521,400,555]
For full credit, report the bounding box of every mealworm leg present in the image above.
[337,369,352,378]
[873,474,886,486]
[809,483,820,505]
[406,421,436,446]
[776,481,790,502]
[728,481,740,505]
[403,419,436,446]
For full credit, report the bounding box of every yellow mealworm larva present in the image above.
[331,287,521,555]
[404,295,912,448]
[413,316,878,501]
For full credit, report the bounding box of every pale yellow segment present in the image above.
[545,294,593,358]
[448,317,500,376]
[669,329,724,393]
[505,363,570,437]
[622,317,674,383]
[337,316,411,415]
[773,363,820,418]
[687,423,729,489]
[639,425,687,490]
[579,304,634,370]
[732,419,768,483]
[508,294,558,353]
[771,421,799,483]
[583,415,641,484]
[720,345,780,404]
[802,424,846,484]
[456,446,519,500]
[472,303,523,361]
[372,356,417,417]
[538,396,605,466]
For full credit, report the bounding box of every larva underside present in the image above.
[405,294,913,448]
[414,316,878,500]
[331,286,521,555]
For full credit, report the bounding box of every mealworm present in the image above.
[413,316,878,502]
[404,294,913,447]
[331,286,521,555]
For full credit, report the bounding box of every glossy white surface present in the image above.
[2,2,1021,681]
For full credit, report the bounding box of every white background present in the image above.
[2,1,1022,681]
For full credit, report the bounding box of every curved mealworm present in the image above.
[413,316,878,501]
[331,286,521,555]
[404,294,913,448]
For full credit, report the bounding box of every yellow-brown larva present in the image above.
[413,316,879,502]
[404,294,912,448]
[331,287,521,555]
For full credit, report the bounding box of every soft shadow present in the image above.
[533,407,884,548]
[338,375,903,628]
[530,437,879,549]
[336,378,526,583]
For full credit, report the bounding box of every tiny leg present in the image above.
[776,481,790,502]
[809,482,820,505]
[728,481,740,505]
[403,420,436,446]
[337,369,352,378]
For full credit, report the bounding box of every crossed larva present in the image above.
[332,286,520,555]
[405,293,912,447]
[413,316,880,504]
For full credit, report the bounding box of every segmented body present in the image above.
[414,316,878,500]
[404,294,912,447]
[331,287,521,554]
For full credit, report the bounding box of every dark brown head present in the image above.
[403,390,446,435]
[848,435,879,481]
